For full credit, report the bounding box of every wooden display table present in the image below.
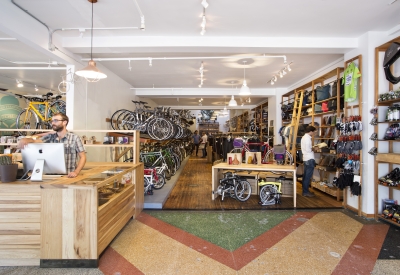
[211,163,297,207]
[0,162,143,268]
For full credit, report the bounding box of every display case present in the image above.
[0,130,143,268]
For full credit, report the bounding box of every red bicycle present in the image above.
[229,136,293,165]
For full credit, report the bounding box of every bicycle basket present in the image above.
[233,138,244,148]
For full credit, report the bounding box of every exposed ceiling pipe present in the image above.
[11,0,146,51]
[0,67,66,70]
[0,56,62,65]
[83,54,287,63]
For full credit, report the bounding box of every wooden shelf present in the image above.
[377,183,400,190]
[376,139,400,142]
[377,98,400,106]
[376,153,400,164]
[311,181,343,201]
[378,217,400,227]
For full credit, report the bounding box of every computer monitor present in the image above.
[21,143,67,181]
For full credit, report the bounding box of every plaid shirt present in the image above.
[41,132,85,173]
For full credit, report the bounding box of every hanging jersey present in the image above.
[342,62,361,102]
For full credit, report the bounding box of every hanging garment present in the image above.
[342,62,361,102]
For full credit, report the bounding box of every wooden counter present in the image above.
[0,162,144,268]
[211,163,297,206]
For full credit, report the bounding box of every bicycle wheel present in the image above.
[110,109,128,130]
[259,185,278,205]
[16,109,39,136]
[234,179,252,202]
[263,149,294,166]
[118,110,136,130]
[48,100,66,118]
[152,173,165,190]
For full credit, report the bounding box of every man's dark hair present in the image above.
[305,125,316,133]
[52,113,69,126]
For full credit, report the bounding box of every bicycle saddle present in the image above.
[144,105,151,109]
[55,95,62,100]
[46,92,53,97]
[132,100,139,104]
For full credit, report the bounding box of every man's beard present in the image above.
[52,124,63,132]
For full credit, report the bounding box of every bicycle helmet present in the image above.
[383,42,400,84]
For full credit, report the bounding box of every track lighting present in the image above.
[149,58,152,67]
[271,80,274,85]
[16,79,23,88]
[34,85,38,91]
[282,69,287,75]
[228,95,237,106]
[201,0,209,9]
[201,16,206,28]
[287,64,292,71]
[200,28,206,35]
[128,60,132,71]
[198,61,204,87]
[140,16,145,31]
[279,71,283,78]
[239,61,251,96]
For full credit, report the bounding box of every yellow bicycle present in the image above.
[15,92,66,136]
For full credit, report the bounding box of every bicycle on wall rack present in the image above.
[110,101,193,141]
[15,92,66,136]
[229,135,294,165]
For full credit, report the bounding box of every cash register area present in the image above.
[0,157,399,275]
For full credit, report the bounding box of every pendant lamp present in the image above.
[75,0,107,82]
[239,61,251,96]
[228,95,237,106]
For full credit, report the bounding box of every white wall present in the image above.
[192,110,230,133]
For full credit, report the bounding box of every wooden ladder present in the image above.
[287,90,304,165]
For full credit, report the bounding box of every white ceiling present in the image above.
[0,0,399,107]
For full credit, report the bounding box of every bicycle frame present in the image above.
[27,101,51,122]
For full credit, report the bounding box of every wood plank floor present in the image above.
[163,156,343,210]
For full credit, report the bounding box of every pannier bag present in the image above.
[316,84,331,101]
[314,103,322,113]
[331,81,338,97]
[233,138,244,148]
[383,42,400,84]
[302,90,309,106]
[321,101,329,112]
[273,144,286,165]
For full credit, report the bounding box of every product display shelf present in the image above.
[281,67,344,200]
[0,130,144,268]
[373,36,400,225]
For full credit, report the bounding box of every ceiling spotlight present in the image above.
[271,80,275,85]
[200,28,206,35]
[246,97,251,103]
[201,0,209,9]
[200,98,203,101]
[282,69,287,75]
[201,16,206,28]
[239,61,251,96]
[228,95,237,106]
[128,60,132,71]
[273,75,278,82]
[287,64,292,71]
[198,84,202,88]
[34,85,39,91]
[279,71,283,78]
[149,58,152,67]
[241,103,244,106]
[16,79,23,88]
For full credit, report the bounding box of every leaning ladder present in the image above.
[287,90,304,165]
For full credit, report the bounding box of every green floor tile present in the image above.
[145,210,295,251]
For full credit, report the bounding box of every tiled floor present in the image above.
[1,155,400,274]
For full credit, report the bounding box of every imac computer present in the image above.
[21,143,67,181]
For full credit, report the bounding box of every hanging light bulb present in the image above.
[75,0,107,82]
[239,61,251,96]
[228,95,237,106]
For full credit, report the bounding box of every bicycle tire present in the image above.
[259,185,278,205]
[234,179,252,202]
[16,109,39,136]
[118,110,136,131]
[48,100,66,118]
[152,173,165,189]
[263,149,293,166]
[110,109,128,130]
